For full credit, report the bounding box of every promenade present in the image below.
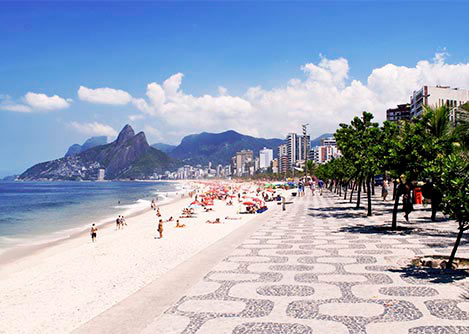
[78,191,469,334]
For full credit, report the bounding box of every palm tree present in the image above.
[306,160,315,178]
[423,105,451,139]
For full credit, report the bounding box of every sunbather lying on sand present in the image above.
[225,216,242,220]
[206,218,222,224]
[175,220,186,228]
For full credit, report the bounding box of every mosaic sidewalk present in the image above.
[144,193,469,334]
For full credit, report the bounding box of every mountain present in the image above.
[19,125,178,181]
[310,133,334,147]
[169,130,284,166]
[151,143,177,154]
[2,175,18,181]
[65,136,108,157]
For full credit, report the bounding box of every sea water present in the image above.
[0,181,182,251]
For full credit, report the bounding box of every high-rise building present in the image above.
[234,149,253,176]
[320,137,336,147]
[286,133,310,170]
[312,145,340,164]
[410,86,469,118]
[278,144,288,174]
[97,168,105,181]
[259,147,273,169]
[386,104,411,122]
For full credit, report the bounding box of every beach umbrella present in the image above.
[243,201,255,206]
[252,198,262,203]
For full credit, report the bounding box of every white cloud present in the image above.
[78,86,133,105]
[69,52,469,142]
[1,92,70,112]
[0,103,32,113]
[143,125,163,141]
[128,114,145,121]
[68,121,117,137]
[24,92,71,110]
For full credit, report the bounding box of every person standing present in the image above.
[90,224,98,242]
[282,196,286,211]
[382,180,389,201]
[158,219,164,239]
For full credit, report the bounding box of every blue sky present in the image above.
[1,1,469,176]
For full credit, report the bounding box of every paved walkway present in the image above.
[141,192,469,334]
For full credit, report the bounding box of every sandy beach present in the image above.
[0,180,283,334]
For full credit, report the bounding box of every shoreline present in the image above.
[0,180,191,267]
[0,180,284,334]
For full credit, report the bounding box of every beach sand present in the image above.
[0,181,281,334]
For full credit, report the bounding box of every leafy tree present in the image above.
[432,152,469,268]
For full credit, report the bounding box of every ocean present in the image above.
[0,181,183,252]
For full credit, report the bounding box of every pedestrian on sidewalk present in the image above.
[382,180,389,201]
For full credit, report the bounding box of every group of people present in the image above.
[115,215,127,230]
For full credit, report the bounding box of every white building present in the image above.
[286,133,310,170]
[312,145,340,164]
[410,86,469,118]
[320,137,336,147]
[259,147,273,169]
[97,168,105,181]
[278,144,288,174]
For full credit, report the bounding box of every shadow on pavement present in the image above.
[338,224,416,235]
[389,265,469,284]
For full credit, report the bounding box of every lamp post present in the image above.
[302,123,309,179]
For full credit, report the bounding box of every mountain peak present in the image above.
[116,124,135,144]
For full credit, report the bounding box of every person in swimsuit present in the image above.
[158,219,164,239]
[90,224,97,242]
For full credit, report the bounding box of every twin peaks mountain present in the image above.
[160,130,284,166]
[20,127,285,181]
[19,125,177,181]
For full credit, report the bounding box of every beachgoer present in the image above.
[206,218,222,224]
[158,219,164,239]
[90,224,97,242]
[175,220,186,228]
[116,216,121,230]
[282,196,286,211]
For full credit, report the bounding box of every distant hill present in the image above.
[2,175,18,182]
[310,133,334,147]
[65,136,108,157]
[169,130,284,166]
[151,143,177,154]
[20,125,178,181]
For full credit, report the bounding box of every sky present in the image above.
[1,1,469,177]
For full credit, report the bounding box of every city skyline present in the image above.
[2,1,469,176]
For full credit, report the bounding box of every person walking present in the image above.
[90,224,98,242]
[381,180,389,201]
[401,182,414,222]
[158,219,164,239]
